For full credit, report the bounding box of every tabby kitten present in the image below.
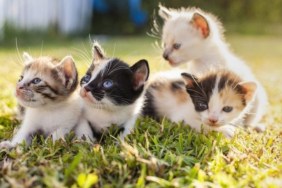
[75,42,150,140]
[0,53,82,148]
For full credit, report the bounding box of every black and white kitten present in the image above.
[75,42,150,140]
[0,53,82,148]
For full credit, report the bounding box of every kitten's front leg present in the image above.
[51,127,73,142]
[119,115,138,141]
[216,125,237,138]
[74,119,94,142]
[0,122,34,148]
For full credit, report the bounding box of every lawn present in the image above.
[0,35,282,187]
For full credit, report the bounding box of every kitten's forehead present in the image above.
[87,58,130,81]
[205,72,246,107]
[23,57,59,78]
[88,58,111,81]
[24,57,58,71]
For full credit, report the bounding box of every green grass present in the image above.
[0,35,282,187]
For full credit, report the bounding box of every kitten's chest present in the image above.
[25,102,81,132]
[84,105,133,130]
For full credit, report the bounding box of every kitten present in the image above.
[143,70,257,138]
[182,71,257,137]
[143,69,198,124]
[158,5,268,130]
[75,42,150,140]
[0,53,82,148]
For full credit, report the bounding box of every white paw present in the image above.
[253,123,266,132]
[219,125,236,138]
[0,141,15,149]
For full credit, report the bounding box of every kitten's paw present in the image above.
[0,141,15,149]
[253,123,266,132]
[219,125,236,139]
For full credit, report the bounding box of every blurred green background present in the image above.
[1,0,282,44]
[92,0,282,35]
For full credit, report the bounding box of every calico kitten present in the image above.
[182,71,257,137]
[143,69,198,124]
[0,53,82,148]
[158,5,267,130]
[75,42,149,140]
[143,70,257,138]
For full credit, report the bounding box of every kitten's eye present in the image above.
[196,102,208,111]
[102,80,113,89]
[18,75,23,82]
[81,74,91,84]
[173,43,181,50]
[31,78,41,84]
[222,106,233,113]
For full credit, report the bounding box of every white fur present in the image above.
[147,70,239,137]
[159,6,268,129]
[77,91,144,141]
[0,93,83,148]
[76,58,147,141]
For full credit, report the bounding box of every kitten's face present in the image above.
[80,43,149,110]
[182,72,257,128]
[159,6,210,66]
[16,54,78,108]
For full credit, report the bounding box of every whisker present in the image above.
[15,38,23,64]
[73,47,91,62]
[40,40,44,57]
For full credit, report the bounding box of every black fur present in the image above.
[142,89,160,121]
[183,72,247,112]
[81,58,149,105]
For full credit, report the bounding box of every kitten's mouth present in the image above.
[168,60,179,67]
[16,90,36,102]
[208,124,220,128]
[204,121,222,128]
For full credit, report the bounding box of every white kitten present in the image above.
[158,5,268,130]
[0,53,83,148]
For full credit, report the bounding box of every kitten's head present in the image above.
[159,5,222,66]
[181,71,257,128]
[80,42,150,110]
[16,53,78,108]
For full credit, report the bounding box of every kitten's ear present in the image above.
[22,52,33,64]
[181,73,198,87]
[190,12,210,38]
[130,59,150,90]
[159,4,172,20]
[58,56,78,89]
[239,81,257,102]
[92,41,105,60]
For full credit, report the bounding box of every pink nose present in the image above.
[208,118,218,124]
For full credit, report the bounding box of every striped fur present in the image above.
[0,53,82,149]
[17,56,78,107]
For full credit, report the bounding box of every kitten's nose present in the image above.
[17,84,25,90]
[162,52,169,60]
[84,86,91,92]
[208,118,218,124]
